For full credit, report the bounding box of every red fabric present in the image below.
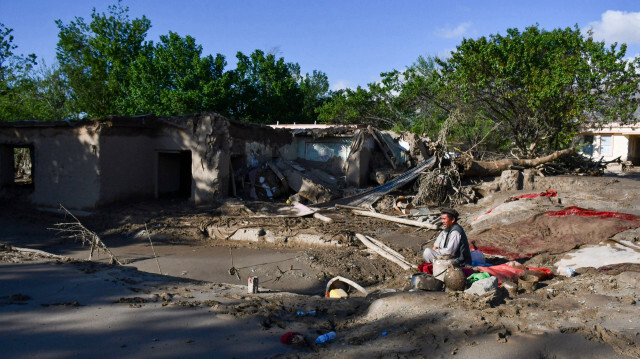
[546,206,638,221]
[525,266,554,280]
[281,332,303,345]
[473,208,492,221]
[477,262,554,284]
[511,189,557,200]
[418,262,433,274]
[477,263,525,284]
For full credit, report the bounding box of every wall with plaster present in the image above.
[0,125,101,209]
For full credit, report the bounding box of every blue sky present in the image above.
[2,0,640,90]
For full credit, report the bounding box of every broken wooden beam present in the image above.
[355,233,412,270]
[365,235,416,269]
[352,209,439,230]
[267,161,288,188]
[368,126,396,169]
[313,212,334,223]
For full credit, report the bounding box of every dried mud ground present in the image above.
[2,174,640,358]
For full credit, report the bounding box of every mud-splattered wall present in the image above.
[0,114,295,209]
[0,123,101,209]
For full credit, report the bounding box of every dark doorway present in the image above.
[157,151,192,199]
[629,136,640,165]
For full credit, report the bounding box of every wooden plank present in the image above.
[365,235,416,269]
[353,209,439,230]
[313,212,334,223]
[267,161,288,187]
[355,234,411,270]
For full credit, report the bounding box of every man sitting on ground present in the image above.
[423,207,472,266]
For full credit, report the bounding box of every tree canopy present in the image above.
[437,25,640,156]
[56,2,151,117]
[122,31,228,116]
[2,3,639,160]
[317,24,640,157]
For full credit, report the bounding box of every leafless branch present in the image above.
[49,204,123,265]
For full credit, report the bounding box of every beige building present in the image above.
[0,114,292,210]
[579,122,640,165]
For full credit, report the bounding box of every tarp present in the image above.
[547,206,638,221]
[476,262,553,284]
[508,189,557,201]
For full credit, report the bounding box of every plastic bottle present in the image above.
[315,331,336,344]
[296,310,317,316]
[557,266,576,277]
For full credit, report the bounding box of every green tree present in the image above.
[300,70,329,122]
[316,87,379,126]
[228,49,305,124]
[29,63,72,121]
[0,23,46,121]
[123,31,227,116]
[317,56,448,134]
[437,25,640,156]
[56,1,150,117]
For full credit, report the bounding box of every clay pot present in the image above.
[444,265,466,291]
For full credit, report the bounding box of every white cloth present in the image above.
[423,227,462,263]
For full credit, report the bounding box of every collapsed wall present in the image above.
[0,115,426,209]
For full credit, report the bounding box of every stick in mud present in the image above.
[144,223,163,274]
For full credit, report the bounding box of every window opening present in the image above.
[581,135,594,156]
[14,146,33,185]
[599,135,612,156]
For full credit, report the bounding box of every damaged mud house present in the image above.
[0,113,426,209]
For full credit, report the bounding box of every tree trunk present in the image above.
[456,148,575,177]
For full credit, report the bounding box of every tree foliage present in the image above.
[122,32,228,116]
[0,23,70,122]
[53,3,329,123]
[227,50,328,124]
[56,1,150,117]
[437,25,640,156]
[317,56,449,135]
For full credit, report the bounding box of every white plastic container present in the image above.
[433,256,457,282]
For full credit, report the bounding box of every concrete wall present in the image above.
[98,115,233,205]
[188,114,231,203]
[0,125,101,209]
[244,141,274,168]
